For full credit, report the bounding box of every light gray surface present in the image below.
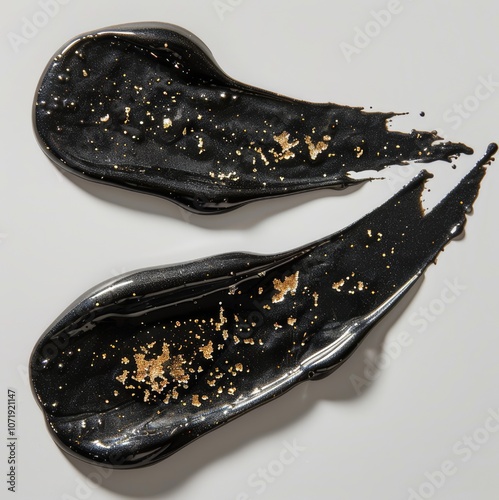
[2,1,499,499]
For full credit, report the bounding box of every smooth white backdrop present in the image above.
[1,1,498,499]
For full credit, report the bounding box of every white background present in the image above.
[1,1,499,499]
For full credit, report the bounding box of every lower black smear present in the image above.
[34,23,473,213]
[29,143,497,468]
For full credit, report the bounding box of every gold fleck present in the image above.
[272,271,299,303]
[116,370,129,384]
[82,69,88,77]
[198,137,205,154]
[254,146,270,166]
[354,146,364,158]
[228,387,236,395]
[163,117,172,129]
[124,106,131,124]
[191,394,201,407]
[132,343,170,390]
[312,291,319,307]
[169,354,189,384]
[217,171,239,181]
[199,340,214,360]
[235,363,243,372]
[304,135,330,160]
[100,114,110,123]
[273,131,299,160]
[122,357,129,365]
[332,279,345,292]
[357,281,365,291]
[287,317,297,326]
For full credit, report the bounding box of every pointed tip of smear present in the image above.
[458,142,496,202]
[429,142,497,230]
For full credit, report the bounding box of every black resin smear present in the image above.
[34,23,473,213]
[30,145,497,468]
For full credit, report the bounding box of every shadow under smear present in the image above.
[63,276,425,498]
[58,163,369,231]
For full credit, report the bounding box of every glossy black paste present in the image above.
[30,145,496,468]
[33,23,473,213]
